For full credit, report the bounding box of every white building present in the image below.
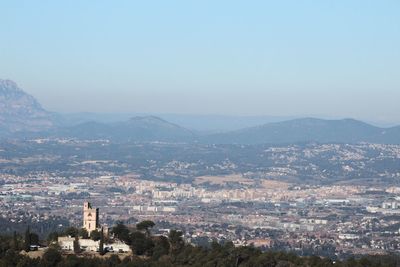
[58,236,74,251]
[58,236,131,253]
[105,241,131,253]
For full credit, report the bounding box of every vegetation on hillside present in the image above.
[0,221,399,267]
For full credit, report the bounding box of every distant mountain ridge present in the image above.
[203,118,400,144]
[53,117,400,144]
[50,116,196,142]
[0,79,400,144]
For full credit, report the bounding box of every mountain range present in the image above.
[1,79,399,144]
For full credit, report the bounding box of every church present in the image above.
[83,202,99,235]
[58,202,130,253]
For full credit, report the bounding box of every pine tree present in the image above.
[99,227,104,255]
[73,236,80,254]
[24,227,31,252]
[12,231,18,251]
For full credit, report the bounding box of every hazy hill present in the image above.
[0,79,56,135]
[53,116,196,142]
[374,125,400,144]
[203,118,400,144]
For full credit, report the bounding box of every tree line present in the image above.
[0,220,400,267]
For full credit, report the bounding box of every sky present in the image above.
[1,0,399,123]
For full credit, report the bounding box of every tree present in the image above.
[41,248,62,267]
[152,236,170,260]
[12,231,19,251]
[99,227,104,255]
[136,220,155,236]
[15,256,39,267]
[130,231,154,256]
[168,230,184,253]
[48,242,61,251]
[107,254,121,266]
[78,228,89,239]
[90,229,101,241]
[29,233,39,246]
[24,227,31,252]
[2,249,20,266]
[73,236,80,254]
[47,232,59,243]
[64,227,79,237]
[112,221,130,243]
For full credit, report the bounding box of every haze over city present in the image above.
[1,1,400,124]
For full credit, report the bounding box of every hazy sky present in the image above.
[1,1,399,122]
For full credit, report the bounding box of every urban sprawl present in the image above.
[1,139,400,259]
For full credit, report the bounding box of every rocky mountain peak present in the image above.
[0,79,20,90]
[0,79,54,134]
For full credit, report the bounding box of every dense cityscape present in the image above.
[1,139,400,260]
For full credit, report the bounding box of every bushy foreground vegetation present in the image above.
[1,221,400,267]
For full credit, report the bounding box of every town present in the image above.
[1,139,400,259]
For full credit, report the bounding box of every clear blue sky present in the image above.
[1,0,399,122]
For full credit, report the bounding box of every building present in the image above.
[105,241,131,253]
[58,236,130,253]
[80,238,100,252]
[58,236,75,251]
[83,202,99,234]
[58,201,130,254]
[382,201,399,209]
[58,237,100,252]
